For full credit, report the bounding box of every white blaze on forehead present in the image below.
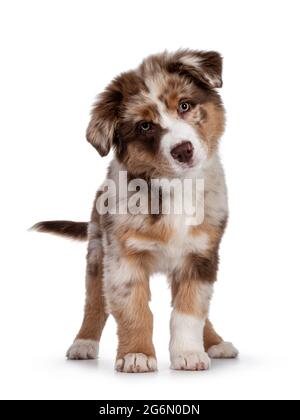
[145,77,191,133]
[145,76,165,114]
[145,76,193,132]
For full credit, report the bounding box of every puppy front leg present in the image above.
[104,253,157,373]
[170,276,213,371]
[108,279,156,373]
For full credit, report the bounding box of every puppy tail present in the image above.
[30,220,88,241]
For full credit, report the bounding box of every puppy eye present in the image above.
[178,102,190,113]
[140,121,152,132]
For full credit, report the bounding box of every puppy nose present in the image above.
[171,141,193,163]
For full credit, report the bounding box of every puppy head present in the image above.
[87,50,225,177]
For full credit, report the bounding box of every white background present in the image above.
[0,0,300,401]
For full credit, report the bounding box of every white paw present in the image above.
[115,353,157,373]
[208,342,239,359]
[66,339,99,360]
[171,352,211,371]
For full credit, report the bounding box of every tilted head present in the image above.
[87,50,225,178]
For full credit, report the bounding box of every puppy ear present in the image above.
[86,84,122,157]
[169,49,223,89]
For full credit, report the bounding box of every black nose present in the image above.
[171,141,193,164]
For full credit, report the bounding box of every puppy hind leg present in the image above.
[66,241,108,360]
[205,319,238,359]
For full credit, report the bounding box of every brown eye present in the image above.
[140,121,152,132]
[178,102,190,113]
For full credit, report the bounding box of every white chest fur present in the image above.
[158,217,210,273]
[111,155,228,273]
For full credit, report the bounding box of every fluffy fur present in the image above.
[32,49,238,372]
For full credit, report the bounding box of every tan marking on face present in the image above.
[197,102,225,156]
[162,89,180,112]
[189,104,204,126]
[159,78,195,112]
[122,141,173,178]
[123,94,160,124]
[144,73,194,120]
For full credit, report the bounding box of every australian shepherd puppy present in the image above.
[32,49,238,372]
